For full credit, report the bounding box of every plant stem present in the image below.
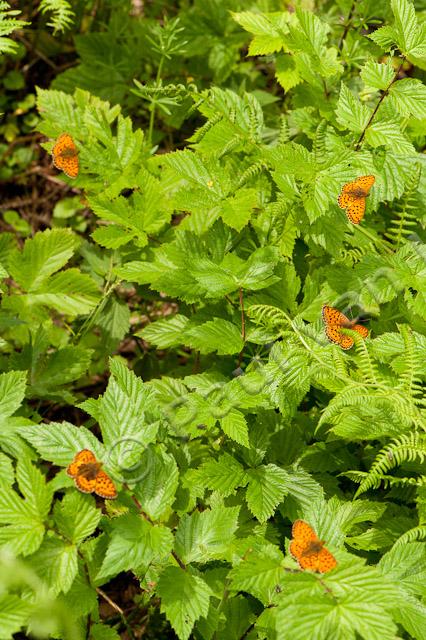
[96,587,136,640]
[147,56,165,148]
[352,222,393,255]
[236,287,246,368]
[338,1,356,51]
[355,58,405,150]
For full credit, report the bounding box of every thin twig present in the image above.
[355,59,405,150]
[96,587,136,640]
[237,287,246,368]
[338,1,356,52]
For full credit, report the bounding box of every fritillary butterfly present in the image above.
[322,304,369,350]
[52,133,79,179]
[290,520,337,574]
[338,175,375,224]
[67,449,117,499]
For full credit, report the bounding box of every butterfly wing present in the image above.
[322,305,353,349]
[357,175,375,193]
[337,181,358,209]
[67,449,96,478]
[52,133,79,179]
[316,547,338,573]
[346,197,366,224]
[94,470,117,499]
[353,324,369,339]
[290,519,318,563]
[75,473,97,494]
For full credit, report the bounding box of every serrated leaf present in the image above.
[8,229,79,291]
[220,410,249,447]
[0,371,26,422]
[388,78,426,119]
[229,542,284,604]
[138,315,190,349]
[54,493,101,545]
[361,60,394,91]
[199,453,248,496]
[133,446,179,519]
[365,120,415,154]
[175,505,239,564]
[246,464,288,523]
[98,514,174,580]
[184,318,243,355]
[336,84,371,133]
[0,595,31,640]
[157,567,212,640]
[29,536,78,595]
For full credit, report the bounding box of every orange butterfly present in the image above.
[52,133,79,179]
[290,520,337,574]
[322,304,369,350]
[338,175,375,224]
[67,449,117,499]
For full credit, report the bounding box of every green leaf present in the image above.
[391,0,423,56]
[29,536,78,595]
[175,505,239,563]
[54,493,101,545]
[98,514,174,580]
[0,595,31,640]
[138,314,189,349]
[19,421,106,467]
[157,566,212,640]
[133,446,179,519]
[361,60,394,91]
[388,78,426,119]
[246,464,288,523]
[8,229,79,291]
[365,120,415,154]
[198,453,248,497]
[229,542,284,604]
[0,371,26,422]
[0,458,51,556]
[336,84,371,133]
[184,318,243,355]
[82,358,159,470]
[221,188,258,232]
[220,409,249,447]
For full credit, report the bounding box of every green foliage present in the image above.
[1,0,426,639]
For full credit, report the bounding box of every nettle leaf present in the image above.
[229,542,284,604]
[220,409,249,447]
[184,318,243,355]
[132,446,179,519]
[336,84,371,133]
[198,453,249,497]
[0,595,31,639]
[175,505,239,563]
[7,229,79,292]
[0,457,52,556]
[157,566,212,640]
[28,536,78,595]
[388,78,426,119]
[0,370,26,423]
[98,514,174,580]
[80,358,159,471]
[138,314,190,349]
[19,421,106,466]
[361,60,394,91]
[54,493,101,545]
[246,464,288,523]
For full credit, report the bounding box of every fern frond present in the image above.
[189,113,223,144]
[39,0,74,33]
[396,324,424,399]
[237,161,269,189]
[384,163,421,248]
[393,525,426,546]
[354,432,426,497]
[0,1,29,56]
[247,304,290,333]
[353,338,380,385]
[279,115,290,144]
